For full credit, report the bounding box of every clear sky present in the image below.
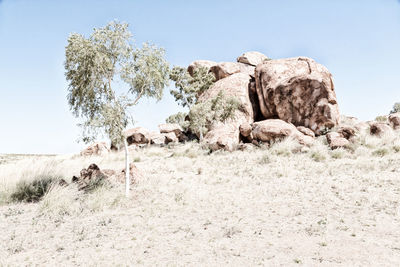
[1,0,400,154]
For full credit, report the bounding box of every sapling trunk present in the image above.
[124,138,130,197]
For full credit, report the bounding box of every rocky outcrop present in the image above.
[326,132,349,149]
[255,57,339,135]
[149,132,166,145]
[72,163,140,191]
[163,132,178,143]
[388,113,400,130]
[237,51,269,66]
[251,119,313,145]
[296,126,315,138]
[158,123,183,139]
[337,126,357,141]
[124,127,151,145]
[198,73,255,150]
[187,60,217,76]
[370,122,392,137]
[80,142,110,156]
[210,62,255,81]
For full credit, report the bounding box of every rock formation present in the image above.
[237,51,269,66]
[72,163,140,191]
[255,57,339,135]
[388,113,400,130]
[251,119,313,145]
[198,73,255,150]
[80,142,110,156]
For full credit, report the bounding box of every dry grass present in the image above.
[1,130,400,265]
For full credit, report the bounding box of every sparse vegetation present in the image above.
[390,102,400,114]
[10,175,63,203]
[1,135,400,265]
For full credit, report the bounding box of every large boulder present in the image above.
[187,60,217,76]
[158,123,183,138]
[251,119,313,145]
[149,132,166,145]
[204,123,240,151]
[370,122,392,137]
[326,132,349,149]
[337,126,357,141]
[210,62,255,81]
[255,57,339,135]
[296,126,315,138]
[388,113,400,130]
[237,51,268,66]
[198,73,254,150]
[163,132,178,144]
[80,142,110,156]
[124,127,151,145]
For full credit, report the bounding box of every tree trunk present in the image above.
[124,138,130,197]
[199,129,203,142]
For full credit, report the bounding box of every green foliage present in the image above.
[65,21,170,145]
[375,115,387,122]
[187,91,240,139]
[10,175,62,203]
[166,112,189,131]
[390,102,400,114]
[169,66,215,108]
[372,148,389,157]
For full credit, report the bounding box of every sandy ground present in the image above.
[1,140,400,266]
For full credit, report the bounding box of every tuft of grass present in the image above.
[330,148,346,159]
[372,148,389,157]
[375,115,387,122]
[10,175,63,203]
[82,176,110,193]
[310,151,326,162]
[259,154,271,164]
[40,184,82,217]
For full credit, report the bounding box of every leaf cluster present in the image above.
[187,91,240,138]
[65,21,170,145]
[169,66,215,108]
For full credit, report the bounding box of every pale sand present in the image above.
[1,138,400,266]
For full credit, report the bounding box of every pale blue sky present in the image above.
[0,0,399,154]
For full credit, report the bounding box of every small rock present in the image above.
[296,126,315,138]
[370,122,392,137]
[237,51,268,66]
[389,113,400,130]
[80,142,110,156]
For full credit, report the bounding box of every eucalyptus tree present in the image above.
[65,21,170,196]
[169,66,215,109]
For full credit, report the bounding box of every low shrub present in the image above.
[375,115,387,122]
[372,148,389,157]
[10,175,63,203]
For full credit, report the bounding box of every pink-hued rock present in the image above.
[337,126,357,140]
[255,57,339,135]
[80,142,110,156]
[251,119,312,145]
[124,127,151,145]
[187,60,217,76]
[388,113,400,130]
[158,123,183,138]
[237,51,269,66]
[296,126,315,138]
[329,137,349,149]
[210,62,255,81]
[326,132,350,149]
[370,122,392,136]
[198,73,254,150]
[163,132,178,143]
[149,132,166,145]
[73,163,141,191]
